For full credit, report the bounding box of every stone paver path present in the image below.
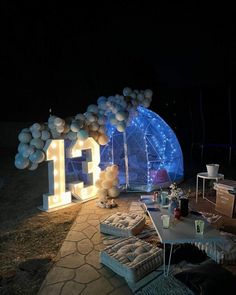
[38,195,139,295]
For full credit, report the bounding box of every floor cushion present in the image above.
[100,212,146,237]
[100,236,163,282]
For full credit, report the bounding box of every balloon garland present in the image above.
[15,87,153,170]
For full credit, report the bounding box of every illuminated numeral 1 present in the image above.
[67,137,100,201]
[42,139,71,210]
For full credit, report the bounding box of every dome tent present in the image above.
[100,106,184,192]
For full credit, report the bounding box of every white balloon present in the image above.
[144,89,153,99]
[108,187,120,198]
[67,131,77,141]
[18,132,32,143]
[87,104,99,114]
[116,122,126,132]
[90,122,99,131]
[28,162,38,171]
[70,121,81,132]
[77,130,89,141]
[15,155,29,169]
[98,125,106,134]
[32,130,41,139]
[30,138,45,149]
[48,115,57,124]
[32,123,41,131]
[97,96,107,104]
[75,113,85,121]
[123,87,132,96]
[56,125,64,133]
[29,150,45,163]
[41,130,51,141]
[18,143,29,154]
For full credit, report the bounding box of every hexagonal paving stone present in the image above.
[66,231,87,242]
[82,225,97,239]
[74,264,100,283]
[77,239,93,255]
[61,281,85,295]
[98,266,116,279]
[85,250,103,269]
[81,277,114,295]
[91,232,102,245]
[60,241,77,257]
[45,267,74,284]
[56,253,85,269]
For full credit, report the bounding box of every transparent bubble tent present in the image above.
[100,106,184,192]
[65,106,184,192]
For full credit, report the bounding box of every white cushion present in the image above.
[100,236,163,282]
[100,212,146,237]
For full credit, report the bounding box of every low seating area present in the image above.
[100,212,146,237]
[100,236,163,282]
[99,211,163,283]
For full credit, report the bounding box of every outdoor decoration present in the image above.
[96,164,120,208]
[41,139,71,211]
[14,86,184,210]
[100,107,184,191]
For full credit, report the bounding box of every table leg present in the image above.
[196,176,199,203]
[163,243,166,276]
[166,244,173,276]
[203,178,205,199]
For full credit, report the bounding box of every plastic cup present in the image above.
[195,220,204,234]
[161,191,169,207]
[161,215,170,228]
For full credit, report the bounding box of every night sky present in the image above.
[1,3,236,151]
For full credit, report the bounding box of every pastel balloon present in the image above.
[18,143,29,154]
[15,155,29,169]
[144,89,153,99]
[123,87,132,96]
[41,130,51,141]
[29,150,45,163]
[70,121,81,132]
[89,131,99,140]
[90,122,99,131]
[32,123,41,131]
[98,126,106,134]
[30,138,45,149]
[98,134,109,145]
[87,104,99,113]
[67,131,77,141]
[56,125,64,133]
[18,132,32,143]
[77,129,89,141]
[116,122,126,132]
[54,117,64,126]
[32,130,41,139]
[75,113,85,121]
[28,162,38,171]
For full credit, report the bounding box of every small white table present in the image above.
[196,172,224,204]
[147,207,226,276]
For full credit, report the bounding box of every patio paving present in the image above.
[38,194,138,295]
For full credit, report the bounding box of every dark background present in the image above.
[1,2,236,172]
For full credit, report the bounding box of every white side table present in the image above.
[196,172,224,204]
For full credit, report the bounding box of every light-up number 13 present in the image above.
[42,137,100,211]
